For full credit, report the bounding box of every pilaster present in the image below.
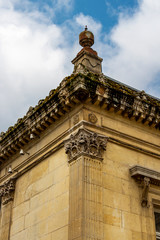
[0,178,16,240]
[65,128,107,240]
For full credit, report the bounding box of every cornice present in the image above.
[1,72,160,164]
[130,165,160,186]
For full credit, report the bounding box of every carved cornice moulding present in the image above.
[1,72,160,164]
[130,165,160,186]
[0,178,16,205]
[64,128,107,162]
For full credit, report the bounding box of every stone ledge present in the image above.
[130,165,160,207]
[130,165,160,186]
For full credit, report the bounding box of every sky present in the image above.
[0,0,160,133]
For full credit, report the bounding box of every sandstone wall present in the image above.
[1,104,160,240]
[10,148,69,240]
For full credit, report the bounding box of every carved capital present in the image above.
[64,128,107,162]
[0,178,16,205]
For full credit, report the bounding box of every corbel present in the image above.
[141,177,150,207]
[130,165,160,208]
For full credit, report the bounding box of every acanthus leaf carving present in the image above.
[64,128,107,162]
[0,178,16,205]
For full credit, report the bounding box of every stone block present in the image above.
[51,226,68,240]
[106,143,139,166]
[51,192,69,215]
[37,219,49,237]
[103,158,130,181]
[13,172,29,206]
[40,233,52,240]
[10,229,28,240]
[130,197,142,215]
[103,188,131,212]
[12,201,30,221]
[53,163,69,184]
[1,223,10,240]
[28,159,49,184]
[121,179,140,198]
[48,209,68,233]
[103,174,122,193]
[103,206,121,227]
[30,188,50,210]
[48,176,69,200]
[142,232,156,240]
[122,212,141,232]
[48,149,66,173]
[102,114,160,146]
[104,224,132,240]
[25,172,54,200]
[25,200,53,228]
[132,231,142,240]
[10,216,24,236]
[1,202,12,226]
[25,224,38,239]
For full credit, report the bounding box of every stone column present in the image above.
[0,178,16,240]
[65,128,107,240]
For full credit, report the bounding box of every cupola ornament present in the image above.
[72,26,103,74]
[79,25,94,48]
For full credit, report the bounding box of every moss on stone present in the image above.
[1,71,160,143]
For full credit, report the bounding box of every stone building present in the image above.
[0,27,160,240]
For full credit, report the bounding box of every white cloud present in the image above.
[75,14,102,35]
[103,0,160,94]
[1,0,160,133]
[54,0,74,11]
[0,0,75,133]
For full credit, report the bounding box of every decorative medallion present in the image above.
[88,113,98,124]
[73,114,79,125]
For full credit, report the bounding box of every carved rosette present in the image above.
[88,113,97,124]
[0,178,16,205]
[64,128,107,162]
[73,114,79,125]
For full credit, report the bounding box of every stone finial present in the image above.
[72,27,103,74]
[64,128,107,162]
[79,26,94,48]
